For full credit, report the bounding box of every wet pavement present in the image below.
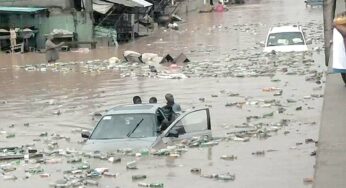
[0,0,325,187]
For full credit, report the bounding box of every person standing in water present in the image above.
[45,34,64,63]
[9,26,17,53]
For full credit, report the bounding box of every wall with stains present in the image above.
[6,11,93,49]
[0,0,72,9]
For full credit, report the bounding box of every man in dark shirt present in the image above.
[159,93,182,131]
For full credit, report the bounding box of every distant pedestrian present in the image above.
[149,97,157,103]
[9,26,17,52]
[45,34,64,63]
[133,96,142,104]
[214,1,225,12]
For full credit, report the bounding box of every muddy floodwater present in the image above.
[0,0,325,187]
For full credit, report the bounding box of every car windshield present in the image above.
[90,114,157,139]
[267,32,305,46]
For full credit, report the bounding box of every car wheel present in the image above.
[341,73,346,84]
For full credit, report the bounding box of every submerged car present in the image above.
[82,104,211,152]
[263,25,309,53]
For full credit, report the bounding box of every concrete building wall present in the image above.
[7,11,93,49]
[0,0,94,49]
[38,12,93,48]
[0,0,72,9]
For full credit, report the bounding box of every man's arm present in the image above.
[46,41,65,50]
[334,24,346,38]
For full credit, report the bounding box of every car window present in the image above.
[167,109,209,136]
[90,114,157,139]
[267,32,305,46]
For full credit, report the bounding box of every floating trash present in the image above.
[132,175,147,180]
[220,155,237,161]
[127,161,138,169]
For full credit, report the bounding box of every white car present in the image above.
[263,25,309,53]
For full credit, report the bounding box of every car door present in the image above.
[153,108,211,147]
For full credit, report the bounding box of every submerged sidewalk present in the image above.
[313,1,346,187]
[313,73,346,188]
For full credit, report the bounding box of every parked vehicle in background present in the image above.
[264,25,309,53]
[304,0,323,8]
[82,104,212,152]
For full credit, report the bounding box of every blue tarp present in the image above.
[0,6,47,13]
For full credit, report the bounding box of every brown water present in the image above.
[0,0,324,187]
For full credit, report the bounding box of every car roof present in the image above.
[106,104,162,115]
[269,25,302,33]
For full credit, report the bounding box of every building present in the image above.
[0,0,202,52]
[0,0,93,51]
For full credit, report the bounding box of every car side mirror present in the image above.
[259,41,265,47]
[81,131,91,139]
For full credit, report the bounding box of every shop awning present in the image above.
[93,0,114,14]
[104,0,152,8]
[132,0,152,7]
[0,6,47,13]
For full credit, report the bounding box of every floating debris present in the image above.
[263,112,274,118]
[287,99,297,103]
[305,138,316,144]
[138,182,164,187]
[191,168,202,174]
[201,172,235,181]
[127,161,138,169]
[6,133,15,138]
[3,175,17,180]
[220,155,237,161]
[252,151,265,156]
[132,175,147,180]
[108,157,121,163]
[303,177,314,184]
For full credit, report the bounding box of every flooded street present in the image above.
[0,0,325,187]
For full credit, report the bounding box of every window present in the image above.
[267,32,305,46]
[90,114,157,139]
[168,109,209,136]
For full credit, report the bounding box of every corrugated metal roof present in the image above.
[105,0,152,8]
[93,0,114,14]
[0,6,47,13]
